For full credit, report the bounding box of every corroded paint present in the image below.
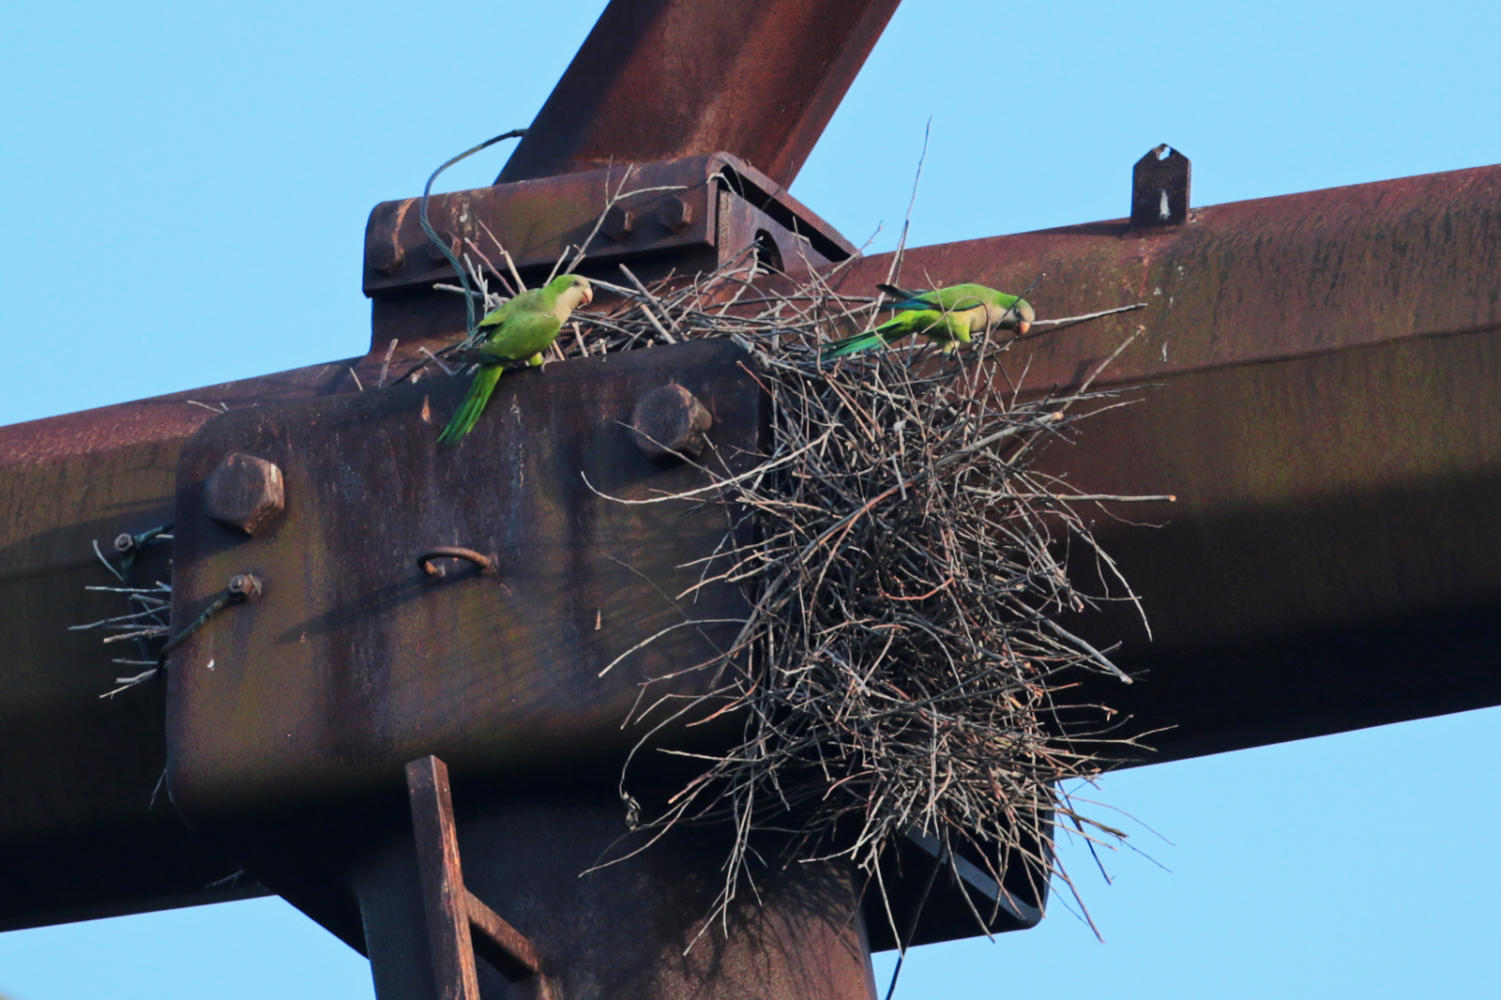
[4,163,1501,941]
[496,0,902,187]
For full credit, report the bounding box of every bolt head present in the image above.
[602,205,635,242]
[228,573,263,602]
[631,383,713,460]
[205,453,285,537]
[657,196,693,233]
[368,239,406,276]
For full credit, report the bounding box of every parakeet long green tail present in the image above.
[435,273,592,445]
[821,329,887,359]
[437,364,503,445]
[820,314,966,359]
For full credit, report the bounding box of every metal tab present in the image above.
[1131,143,1191,227]
[495,0,903,187]
[363,153,854,302]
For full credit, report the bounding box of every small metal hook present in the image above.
[418,547,498,579]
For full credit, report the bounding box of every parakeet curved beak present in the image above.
[1012,299,1035,337]
[581,283,594,305]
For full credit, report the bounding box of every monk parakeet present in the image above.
[437,274,593,445]
[821,282,1035,359]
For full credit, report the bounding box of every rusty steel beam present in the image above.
[159,340,1040,958]
[166,341,762,817]
[3,162,1500,935]
[496,0,901,186]
[367,153,853,346]
[0,359,400,932]
[825,161,1501,762]
[405,756,541,994]
[354,794,879,999]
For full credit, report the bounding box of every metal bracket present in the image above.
[362,152,855,347]
[407,755,542,993]
[1130,144,1191,228]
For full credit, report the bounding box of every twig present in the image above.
[377,338,398,388]
[1027,302,1148,333]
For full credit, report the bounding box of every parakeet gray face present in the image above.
[573,275,593,306]
[553,274,593,309]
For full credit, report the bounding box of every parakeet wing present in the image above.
[480,311,564,363]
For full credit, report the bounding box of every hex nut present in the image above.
[228,573,263,602]
[658,196,693,233]
[205,453,285,536]
[602,204,635,242]
[368,238,406,276]
[631,384,713,460]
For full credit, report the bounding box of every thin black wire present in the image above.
[418,129,527,336]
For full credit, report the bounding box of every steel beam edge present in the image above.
[823,162,1501,763]
[496,0,902,187]
[4,161,1498,930]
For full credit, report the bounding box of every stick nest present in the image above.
[466,245,1165,943]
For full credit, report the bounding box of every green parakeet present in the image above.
[821,282,1035,359]
[437,274,593,445]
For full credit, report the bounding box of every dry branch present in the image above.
[390,168,1167,952]
[469,242,1170,948]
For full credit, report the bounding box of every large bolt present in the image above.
[657,196,693,233]
[602,204,635,242]
[631,384,713,460]
[368,238,406,276]
[205,453,285,536]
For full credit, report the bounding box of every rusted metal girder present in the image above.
[3,161,1499,937]
[496,0,902,186]
[367,152,853,345]
[356,788,879,999]
[365,755,876,999]
[826,160,1501,761]
[161,339,1040,968]
[167,340,760,816]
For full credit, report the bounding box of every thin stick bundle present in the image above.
[547,251,1166,945]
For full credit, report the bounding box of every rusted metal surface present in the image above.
[165,340,762,816]
[1131,144,1191,227]
[417,547,498,580]
[834,162,1501,386]
[355,795,879,1000]
[0,354,429,931]
[365,154,856,288]
[630,382,713,459]
[406,756,539,997]
[163,338,1040,956]
[408,757,489,1000]
[828,161,1501,762]
[365,153,854,347]
[4,162,1501,940]
[204,452,285,536]
[496,0,902,187]
[1049,333,1501,761]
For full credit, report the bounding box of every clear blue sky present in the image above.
[3,1,1499,997]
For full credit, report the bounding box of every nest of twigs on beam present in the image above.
[452,246,1166,948]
